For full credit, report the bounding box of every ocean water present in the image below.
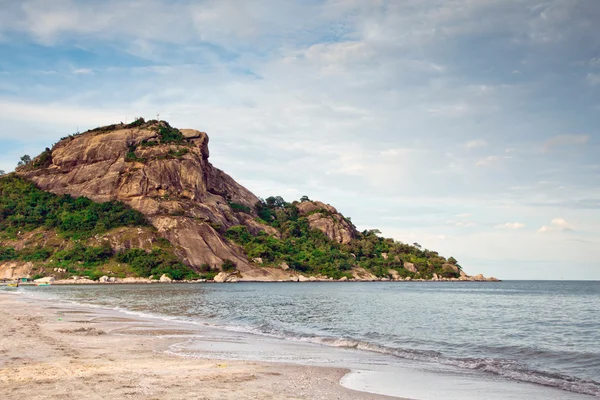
[8,281,600,398]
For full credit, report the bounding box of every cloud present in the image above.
[551,217,574,231]
[380,148,415,157]
[427,103,470,118]
[475,155,500,167]
[542,134,590,152]
[465,139,488,149]
[446,220,476,228]
[456,213,472,218]
[0,100,124,131]
[496,222,525,230]
[538,218,575,233]
[73,68,94,75]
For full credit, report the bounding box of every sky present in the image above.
[0,0,599,280]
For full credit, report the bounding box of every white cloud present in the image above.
[495,222,525,230]
[0,100,124,132]
[542,134,590,152]
[538,218,575,233]
[73,68,94,75]
[456,213,472,218]
[475,155,500,167]
[427,103,470,118]
[551,217,574,231]
[380,148,415,157]
[446,220,476,228]
[465,139,488,149]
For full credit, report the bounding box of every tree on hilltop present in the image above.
[17,155,31,168]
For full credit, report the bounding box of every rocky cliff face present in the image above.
[18,121,269,275]
[296,201,356,244]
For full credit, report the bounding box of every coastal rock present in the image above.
[213,272,229,283]
[298,275,310,282]
[297,201,356,244]
[121,277,151,283]
[159,274,172,283]
[99,275,110,283]
[351,267,378,281]
[404,262,418,273]
[338,276,348,281]
[75,278,96,284]
[280,262,290,270]
[0,261,33,280]
[442,263,460,274]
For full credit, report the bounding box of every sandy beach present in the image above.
[0,292,399,400]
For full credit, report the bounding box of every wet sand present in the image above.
[0,292,399,400]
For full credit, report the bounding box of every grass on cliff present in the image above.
[0,175,148,239]
[225,196,461,280]
[0,175,197,280]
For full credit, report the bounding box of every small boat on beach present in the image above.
[36,283,52,287]
[7,283,19,287]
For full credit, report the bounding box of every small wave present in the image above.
[296,336,600,397]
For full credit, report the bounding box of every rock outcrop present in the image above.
[403,262,418,274]
[296,201,356,244]
[18,121,264,274]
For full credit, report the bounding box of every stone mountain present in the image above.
[2,119,497,282]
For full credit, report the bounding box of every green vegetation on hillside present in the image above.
[225,196,461,280]
[0,175,196,280]
[157,123,186,144]
[0,175,147,239]
[124,121,190,163]
[33,148,53,168]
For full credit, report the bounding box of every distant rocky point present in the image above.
[0,119,498,283]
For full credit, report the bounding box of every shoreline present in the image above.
[1,278,502,286]
[0,291,400,400]
[2,287,596,400]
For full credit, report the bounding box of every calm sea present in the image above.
[8,281,600,397]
